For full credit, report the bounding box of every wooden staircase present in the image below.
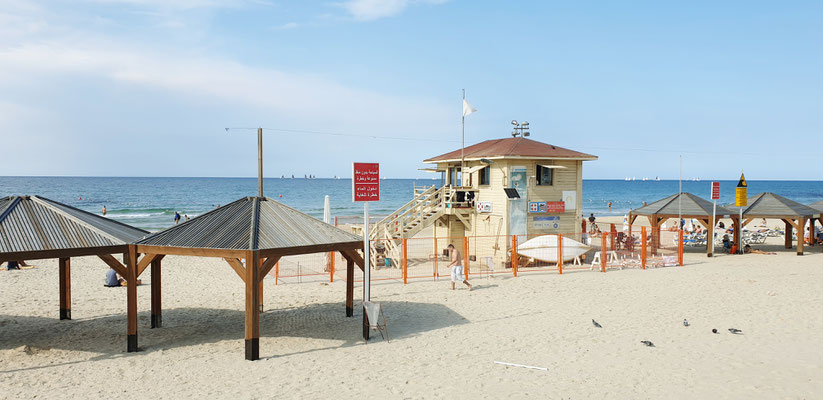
[369,185,450,267]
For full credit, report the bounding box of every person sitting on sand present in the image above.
[722,235,735,254]
[447,244,472,291]
[105,268,141,287]
[743,244,776,255]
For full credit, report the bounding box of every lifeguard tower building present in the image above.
[369,132,597,267]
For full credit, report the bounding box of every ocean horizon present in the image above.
[2,176,821,232]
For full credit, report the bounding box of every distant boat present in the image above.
[655,176,660,181]
[291,175,294,179]
[517,235,591,263]
[632,176,636,181]
[642,177,648,181]
[624,177,630,181]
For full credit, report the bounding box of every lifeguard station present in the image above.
[369,130,597,270]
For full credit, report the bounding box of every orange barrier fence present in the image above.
[262,227,685,288]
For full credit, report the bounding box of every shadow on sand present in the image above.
[0,300,466,368]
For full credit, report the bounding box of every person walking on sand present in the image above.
[447,244,472,291]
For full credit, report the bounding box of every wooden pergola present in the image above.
[0,195,148,321]
[131,196,365,360]
[629,192,738,257]
[728,193,820,255]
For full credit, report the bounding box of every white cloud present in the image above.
[272,21,299,30]
[339,0,447,21]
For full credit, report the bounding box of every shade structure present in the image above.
[0,195,148,323]
[725,192,819,255]
[628,192,738,257]
[132,197,365,360]
[808,200,823,213]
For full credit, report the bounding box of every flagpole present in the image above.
[461,89,465,187]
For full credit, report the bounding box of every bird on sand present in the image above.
[641,341,655,347]
[683,319,689,327]
[592,319,602,328]
[728,328,742,334]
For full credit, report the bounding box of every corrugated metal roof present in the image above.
[726,192,819,218]
[424,137,597,163]
[810,200,823,212]
[0,195,149,254]
[139,197,363,251]
[631,192,736,217]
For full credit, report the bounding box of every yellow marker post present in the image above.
[735,173,747,254]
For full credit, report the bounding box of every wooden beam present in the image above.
[0,245,128,264]
[98,254,128,277]
[257,241,363,259]
[224,258,246,282]
[59,257,71,320]
[245,251,260,361]
[135,244,248,259]
[341,249,365,272]
[742,217,755,228]
[136,253,163,277]
[126,245,138,352]
[151,258,162,329]
[797,217,805,255]
[258,256,281,278]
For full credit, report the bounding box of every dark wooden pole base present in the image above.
[59,309,71,320]
[127,334,138,352]
[245,338,259,361]
[151,314,162,329]
[346,305,353,317]
[362,313,370,341]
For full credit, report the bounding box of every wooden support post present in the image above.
[275,260,279,285]
[59,257,71,320]
[785,220,792,249]
[557,234,563,275]
[610,224,616,250]
[678,229,684,266]
[797,218,805,256]
[245,251,260,361]
[258,257,264,313]
[511,235,518,277]
[345,255,354,317]
[126,246,138,352]
[809,218,815,247]
[402,238,408,284]
[150,258,162,328]
[707,215,715,257]
[329,251,335,283]
[601,233,607,272]
[463,236,470,277]
[641,227,647,269]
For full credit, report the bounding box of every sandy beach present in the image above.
[2,238,822,399]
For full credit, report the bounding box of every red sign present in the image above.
[711,181,720,200]
[352,162,380,202]
[545,201,565,213]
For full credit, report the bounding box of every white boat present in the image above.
[517,235,591,263]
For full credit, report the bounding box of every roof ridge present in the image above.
[0,196,21,223]
[30,196,124,244]
[34,195,149,235]
[250,197,260,250]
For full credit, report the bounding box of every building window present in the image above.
[536,165,553,186]
[479,166,490,185]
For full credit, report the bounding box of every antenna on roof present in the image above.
[511,120,529,137]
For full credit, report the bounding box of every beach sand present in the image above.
[1,243,822,399]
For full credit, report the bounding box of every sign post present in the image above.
[735,173,747,254]
[710,181,720,257]
[353,162,379,340]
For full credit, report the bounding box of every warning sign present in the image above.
[735,173,747,207]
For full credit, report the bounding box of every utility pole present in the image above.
[258,127,263,198]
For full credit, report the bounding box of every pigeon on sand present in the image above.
[592,319,602,328]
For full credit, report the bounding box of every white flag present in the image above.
[462,99,477,117]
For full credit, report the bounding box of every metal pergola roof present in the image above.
[137,196,362,256]
[809,200,823,213]
[0,195,148,262]
[630,192,736,217]
[725,192,819,219]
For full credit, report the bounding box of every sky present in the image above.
[0,0,821,180]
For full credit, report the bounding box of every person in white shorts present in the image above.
[447,244,472,291]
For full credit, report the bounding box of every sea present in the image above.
[1,176,821,232]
